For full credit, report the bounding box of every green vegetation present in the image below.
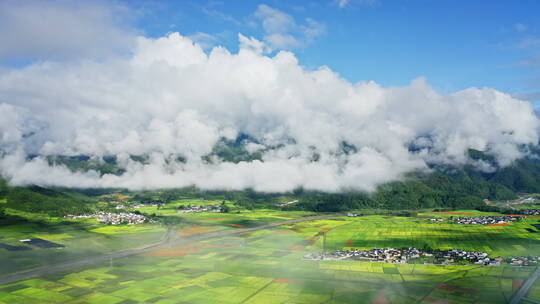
[285,212,540,257]
[1,212,538,304]
[2,152,540,303]
[5,186,94,217]
[0,197,313,276]
[0,207,166,274]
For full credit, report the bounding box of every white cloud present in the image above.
[0,32,538,192]
[238,34,272,54]
[0,0,136,62]
[336,0,350,8]
[253,4,326,50]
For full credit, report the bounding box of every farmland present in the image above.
[1,208,540,303]
[0,203,314,275]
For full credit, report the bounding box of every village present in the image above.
[177,204,225,213]
[113,202,160,210]
[507,256,540,266]
[65,211,151,225]
[519,209,540,216]
[304,247,508,266]
[454,215,522,225]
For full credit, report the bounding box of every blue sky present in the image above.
[118,0,540,102]
[1,0,539,102]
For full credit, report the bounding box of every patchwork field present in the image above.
[1,211,539,303]
[0,207,314,275]
[0,208,167,274]
[284,212,540,257]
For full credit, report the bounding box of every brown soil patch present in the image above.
[437,285,478,293]
[319,228,332,232]
[345,240,353,247]
[179,226,218,236]
[228,223,245,228]
[371,291,390,304]
[513,279,524,291]
[275,278,303,284]
[488,223,509,226]
[291,245,304,251]
[275,231,290,235]
[289,225,305,232]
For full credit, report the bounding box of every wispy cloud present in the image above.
[200,2,242,26]
[335,0,378,9]
[336,0,349,8]
[253,4,326,50]
[517,37,540,49]
[514,23,527,32]
[516,54,540,67]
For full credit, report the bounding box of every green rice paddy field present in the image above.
[1,210,540,303]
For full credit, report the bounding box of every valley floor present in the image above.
[1,207,539,303]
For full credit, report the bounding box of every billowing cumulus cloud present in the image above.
[0,32,538,192]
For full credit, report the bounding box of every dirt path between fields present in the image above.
[0,214,343,285]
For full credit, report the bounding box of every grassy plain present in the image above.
[1,210,539,303]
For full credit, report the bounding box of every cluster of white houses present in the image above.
[65,211,151,225]
[305,247,506,266]
[177,205,223,213]
[428,218,444,222]
[508,256,540,266]
[113,202,160,210]
[454,216,522,225]
[519,209,540,216]
[304,247,424,264]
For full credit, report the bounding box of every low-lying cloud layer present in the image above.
[0,32,538,192]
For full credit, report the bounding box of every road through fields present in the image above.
[510,266,540,304]
[0,214,343,285]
